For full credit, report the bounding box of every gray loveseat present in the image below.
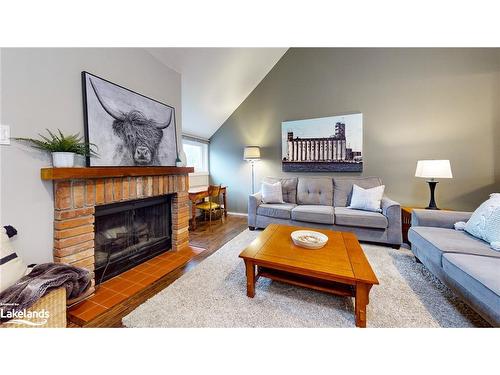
[248,176,402,247]
[409,209,500,327]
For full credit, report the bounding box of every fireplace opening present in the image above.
[94,195,172,284]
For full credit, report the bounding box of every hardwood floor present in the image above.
[189,214,248,252]
[69,214,248,327]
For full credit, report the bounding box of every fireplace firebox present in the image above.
[94,195,172,284]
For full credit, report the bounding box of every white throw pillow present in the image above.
[465,193,500,251]
[0,226,29,293]
[348,184,385,213]
[261,181,284,204]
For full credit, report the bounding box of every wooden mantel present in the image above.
[41,166,194,180]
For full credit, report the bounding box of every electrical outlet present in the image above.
[0,125,11,145]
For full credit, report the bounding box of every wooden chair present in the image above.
[195,185,223,230]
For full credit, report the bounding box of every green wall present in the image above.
[210,48,500,213]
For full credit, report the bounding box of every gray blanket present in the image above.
[0,263,91,322]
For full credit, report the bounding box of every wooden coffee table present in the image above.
[239,224,379,327]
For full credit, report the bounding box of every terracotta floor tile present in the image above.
[145,258,163,266]
[156,253,171,260]
[136,275,158,286]
[102,277,125,290]
[99,293,129,308]
[75,303,108,322]
[131,272,153,283]
[156,259,172,267]
[87,288,116,305]
[137,264,158,274]
[127,272,150,284]
[151,268,169,278]
[68,245,201,324]
[105,278,135,293]
[69,299,99,314]
[121,283,145,296]
[122,268,143,277]
[170,258,186,268]
[129,268,141,278]
[133,263,152,273]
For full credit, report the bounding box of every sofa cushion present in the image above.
[333,176,382,207]
[348,184,385,212]
[257,203,297,220]
[408,226,500,267]
[264,177,298,204]
[334,207,388,229]
[464,193,500,249]
[261,181,284,204]
[443,253,500,296]
[297,178,333,206]
[442,254,500,316]
[291,205,334,224]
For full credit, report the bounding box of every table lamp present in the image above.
[415,160,453,210]
[244,146,261,194]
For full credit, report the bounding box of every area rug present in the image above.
[123,229,488,328]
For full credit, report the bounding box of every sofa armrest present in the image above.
[381,196,402,245]
[248,192,262,227]
[381,196,400,216]
[411,209,473,229]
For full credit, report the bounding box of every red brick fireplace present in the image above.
[41,166,194,296]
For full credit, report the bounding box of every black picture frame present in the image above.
[82,71,180,167]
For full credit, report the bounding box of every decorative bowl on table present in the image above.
[291,230,328,249]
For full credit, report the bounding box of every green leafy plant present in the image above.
[14,129,98,157]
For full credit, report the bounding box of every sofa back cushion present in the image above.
[263,177,298,204]
[297,178,333,206]
[333,176,382,207]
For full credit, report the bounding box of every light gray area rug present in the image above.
[123,229,488,328]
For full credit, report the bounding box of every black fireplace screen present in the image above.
[94,195,172,284]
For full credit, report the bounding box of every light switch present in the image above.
[0,125,11,145]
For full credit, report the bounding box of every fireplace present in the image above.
[94,195,172,283]
[44,167,193,296]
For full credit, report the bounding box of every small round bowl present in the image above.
[291,230,328,249]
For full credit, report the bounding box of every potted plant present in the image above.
[15,129,98,167]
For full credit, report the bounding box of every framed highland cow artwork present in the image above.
[82,71,178,167]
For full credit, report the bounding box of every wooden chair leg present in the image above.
[209,206,212,231]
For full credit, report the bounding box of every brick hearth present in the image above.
[43,168,193,296]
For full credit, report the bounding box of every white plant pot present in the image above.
[51,152,75,168]
[73,154,86,167]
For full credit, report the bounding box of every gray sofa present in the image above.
[248,176,402,247]
[408,209,500,327]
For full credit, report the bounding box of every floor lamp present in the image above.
[415,160,453,210]
[244,146,261,194]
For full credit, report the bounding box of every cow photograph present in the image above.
[82,71,177,167]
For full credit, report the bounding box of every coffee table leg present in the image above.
[355,283,370,328]
[244,260,256,298]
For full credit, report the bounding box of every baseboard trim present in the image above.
[227,212,248,217]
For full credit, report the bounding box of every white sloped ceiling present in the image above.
[146,48,288,139]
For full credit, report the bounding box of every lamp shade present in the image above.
[243,146,261,160]
[415,160,453,179]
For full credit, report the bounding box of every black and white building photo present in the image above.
[281,113,363,172]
